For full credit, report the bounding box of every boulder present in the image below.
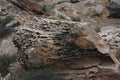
[12,18,120,80]
[108,0,120,17]
[53,0,110,21]
[13,18,118,65]
[99,26,120,49]
[0,6,8,16]
[7,0,45,14]
[0,36,17,55]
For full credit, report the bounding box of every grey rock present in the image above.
[6,19,20,27]
[0,36,17,55]
[108,0,120,16]
[100,26,116,32]
[13,18,110,55]
[95,5,104,15]
[99,26,120,49]
[13,18,120,70]
[109,0,120,8]
[12,18,120,77]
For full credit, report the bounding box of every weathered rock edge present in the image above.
[12,18,118,66]
[12,18,120,79]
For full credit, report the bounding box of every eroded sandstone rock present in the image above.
[12,18,118,66]
[12,18,120,80]
[13,18,111,55]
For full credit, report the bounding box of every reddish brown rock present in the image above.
[8,0,45,14]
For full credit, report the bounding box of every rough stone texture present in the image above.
[3,63,120,80]
[7,0,45,14]
[95,5,104,15]
[84,0,95,5]
[99,27,120,50]
[0,0,120,79]
[12,18,120,80]
[13,18,111,55]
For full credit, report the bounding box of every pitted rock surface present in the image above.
[13,18,110,55]
[99,27,120,49]
[12,18,115,68]
[8,0,45,14]
[12,18,120,80]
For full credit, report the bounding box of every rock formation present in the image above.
[107,0,120,17]
[0,0,120,80]
[7,0,45,14]
[99,27,120,49]
[12,18,120,80]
